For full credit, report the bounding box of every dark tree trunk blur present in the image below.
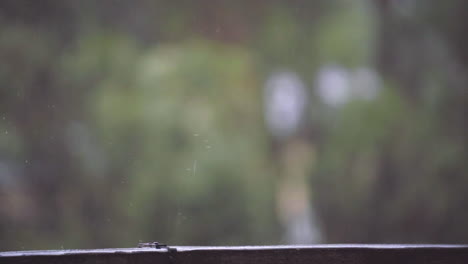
[371,0,468,243]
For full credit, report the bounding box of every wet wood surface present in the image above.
[2,244,468,264]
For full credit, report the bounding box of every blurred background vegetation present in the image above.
[1,0,468,250]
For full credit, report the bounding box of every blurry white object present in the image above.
[286,206,322,244]
[351,67,381,101]
[316,64,351,107]
[264,71,308,139]
[316,64,380,107]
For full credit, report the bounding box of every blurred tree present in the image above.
[312,0,468,243]
[0,1,92,249]
[88,40,280,245]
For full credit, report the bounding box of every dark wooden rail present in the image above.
[2,244,468,264]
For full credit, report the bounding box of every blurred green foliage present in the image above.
[89,39,278,245]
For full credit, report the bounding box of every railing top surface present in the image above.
[2,244,468,257]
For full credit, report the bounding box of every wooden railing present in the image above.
[2,244,468,264]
